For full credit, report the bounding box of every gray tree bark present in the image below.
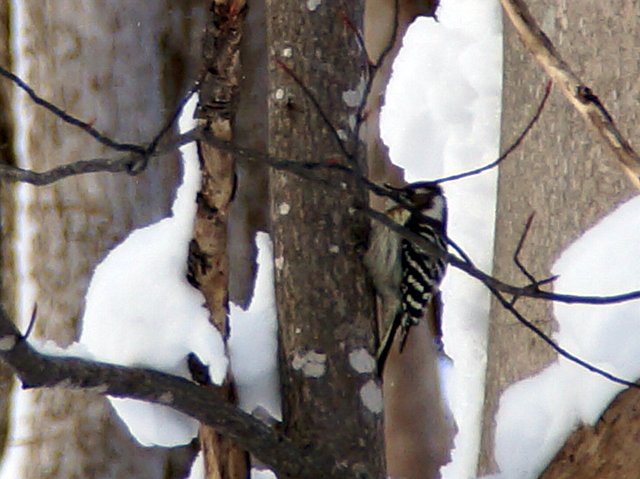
[267,2,385,477]
[10,2,206,478]
[479,1,638,474]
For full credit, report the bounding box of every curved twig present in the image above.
[438,80,552,183]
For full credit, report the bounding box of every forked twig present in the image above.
[509,213,559,305]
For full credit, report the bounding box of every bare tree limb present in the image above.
[0,64,145,155]
[2,62,640,395]
[500,0,640,189]
[0,308,355,479]
[1,121,640,309]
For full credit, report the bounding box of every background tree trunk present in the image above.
[11,2,206,478]
[0,1,17,463]
[540,386,640,478]
[267,2,385,477]
[479,0,637,474]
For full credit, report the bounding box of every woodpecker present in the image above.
[365,182,448,374]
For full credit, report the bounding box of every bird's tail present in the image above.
[376,310,403,376]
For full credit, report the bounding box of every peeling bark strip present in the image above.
[500,0,640,189]
[194,0,245,333]
[193,1,249,478]
[267,2,384,477]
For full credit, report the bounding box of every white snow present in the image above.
[488,195,640,478]
[251,470,278,479]
[186,451,205,479]
[228,232,282,421]
[381,1,502,477]
[78,94,228,447]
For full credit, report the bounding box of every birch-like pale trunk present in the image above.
[9,2,206,477]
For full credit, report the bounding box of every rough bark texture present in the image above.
[479,1,638,474]
[14,2,206,478]
[0,1,16,462]
[267,2,384,477]
[540,386,640,479]
[193,1,250,478]
[363,2,455,478]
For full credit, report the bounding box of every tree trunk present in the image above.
[0,1,17,463]
[267,2,385,477]
[193,1,250,477]
[13,2,206,477]
[540,386,640,479]
[479,0,637,474]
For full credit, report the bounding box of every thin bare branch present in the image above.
[0,154,141,185]
[488,285,639,389]
[449,235,640,389]
[438,80,552,184]
[500,0,640,189]
[367,0,400,69]
[274,58,355,169]
[352,0,400,163]
[23,304,38,341]
[338,5,366,58]
[144,79,202,157]
[513,212,540,287]
[2,117,639,311]
[0,64,146,155]
[0,129,199,185]
[511,214,559,301]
